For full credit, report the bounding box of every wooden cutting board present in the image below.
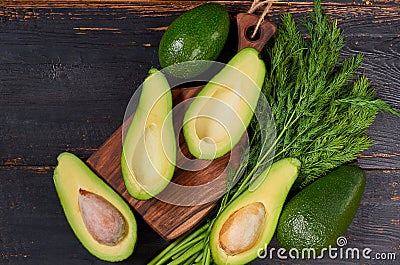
[86,14,276,241]
[86,85,243,240]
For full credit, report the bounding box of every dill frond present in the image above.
[261,0,399,188]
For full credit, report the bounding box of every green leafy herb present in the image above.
[261,0,399,188]
[148,0,399,264]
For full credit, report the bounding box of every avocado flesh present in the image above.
[121,69,176,200]
[183,48,266,160]
[277,165,366,253]
[210,158,301,264]
[53,152,137,262]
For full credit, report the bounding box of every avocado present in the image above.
[277,165,366,254]
[121,68,176,200]
[158,3,230,78]
[183,48,265,160]
[210,158,301,264]
[53,152,137,262]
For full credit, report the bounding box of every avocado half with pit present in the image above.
[121,68,176,200]
[183,48,265,160]
[54,152,137,262]
[209,158,301,264]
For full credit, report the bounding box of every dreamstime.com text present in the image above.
[258,237,397,261]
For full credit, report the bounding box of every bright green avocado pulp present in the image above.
[121,68,176,200]
[183,48,265,160]
[210,158,301,265]
[53,152,137,262]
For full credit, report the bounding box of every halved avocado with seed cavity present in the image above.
[183,48,265,160]
[121,68,176,200]
[53,152,137,262]
[209,158,301,264]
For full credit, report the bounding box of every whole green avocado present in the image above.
[277,165,366,254]
[158,3,230,78]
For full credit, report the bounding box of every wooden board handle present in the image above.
[237,13,276,52]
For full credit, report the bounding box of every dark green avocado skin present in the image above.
[158,3,230,77]
[277,165,366,253]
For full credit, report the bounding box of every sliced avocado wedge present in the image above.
[210,158,301,265]
[121,68,176,200]
[53,152,137,262]
[183,48,265,160]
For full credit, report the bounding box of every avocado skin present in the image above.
[158,3,230,78]
[277,165,366,253]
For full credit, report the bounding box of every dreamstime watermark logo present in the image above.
[258,236,397,261]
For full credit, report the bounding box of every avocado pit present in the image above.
[219,202,267,255]
[78,189,127,246]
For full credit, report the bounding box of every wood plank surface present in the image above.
[0,167,398,264]
[0,0,399,264]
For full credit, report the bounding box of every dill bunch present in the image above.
[260,0,399,188]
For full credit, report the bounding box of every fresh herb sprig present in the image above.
[148,1,399,264]
[262,0,399,188]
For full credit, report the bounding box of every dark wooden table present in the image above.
[1,0,399,264]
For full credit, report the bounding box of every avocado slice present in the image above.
[53,152,137,262]
[277,165,366,254]
[121,68,176,200]
[183,48,265,160]
[210,158,301,264]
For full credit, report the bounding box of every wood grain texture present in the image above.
[0,167,398,264]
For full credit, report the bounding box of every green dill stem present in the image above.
[170,233,206,260]
[148,224,209,265]
[168,241,204,265]
[147,237,185,265]
[194,251,204,263]
[203,247,211,265]
[197,245,211,265]
[182,252,200,265]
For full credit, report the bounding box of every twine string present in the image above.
[247,0,275,39]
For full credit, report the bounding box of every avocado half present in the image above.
[121,68,176,200]
[183,48,265,160]
[209,158,301,264]
[53,152,137,262]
